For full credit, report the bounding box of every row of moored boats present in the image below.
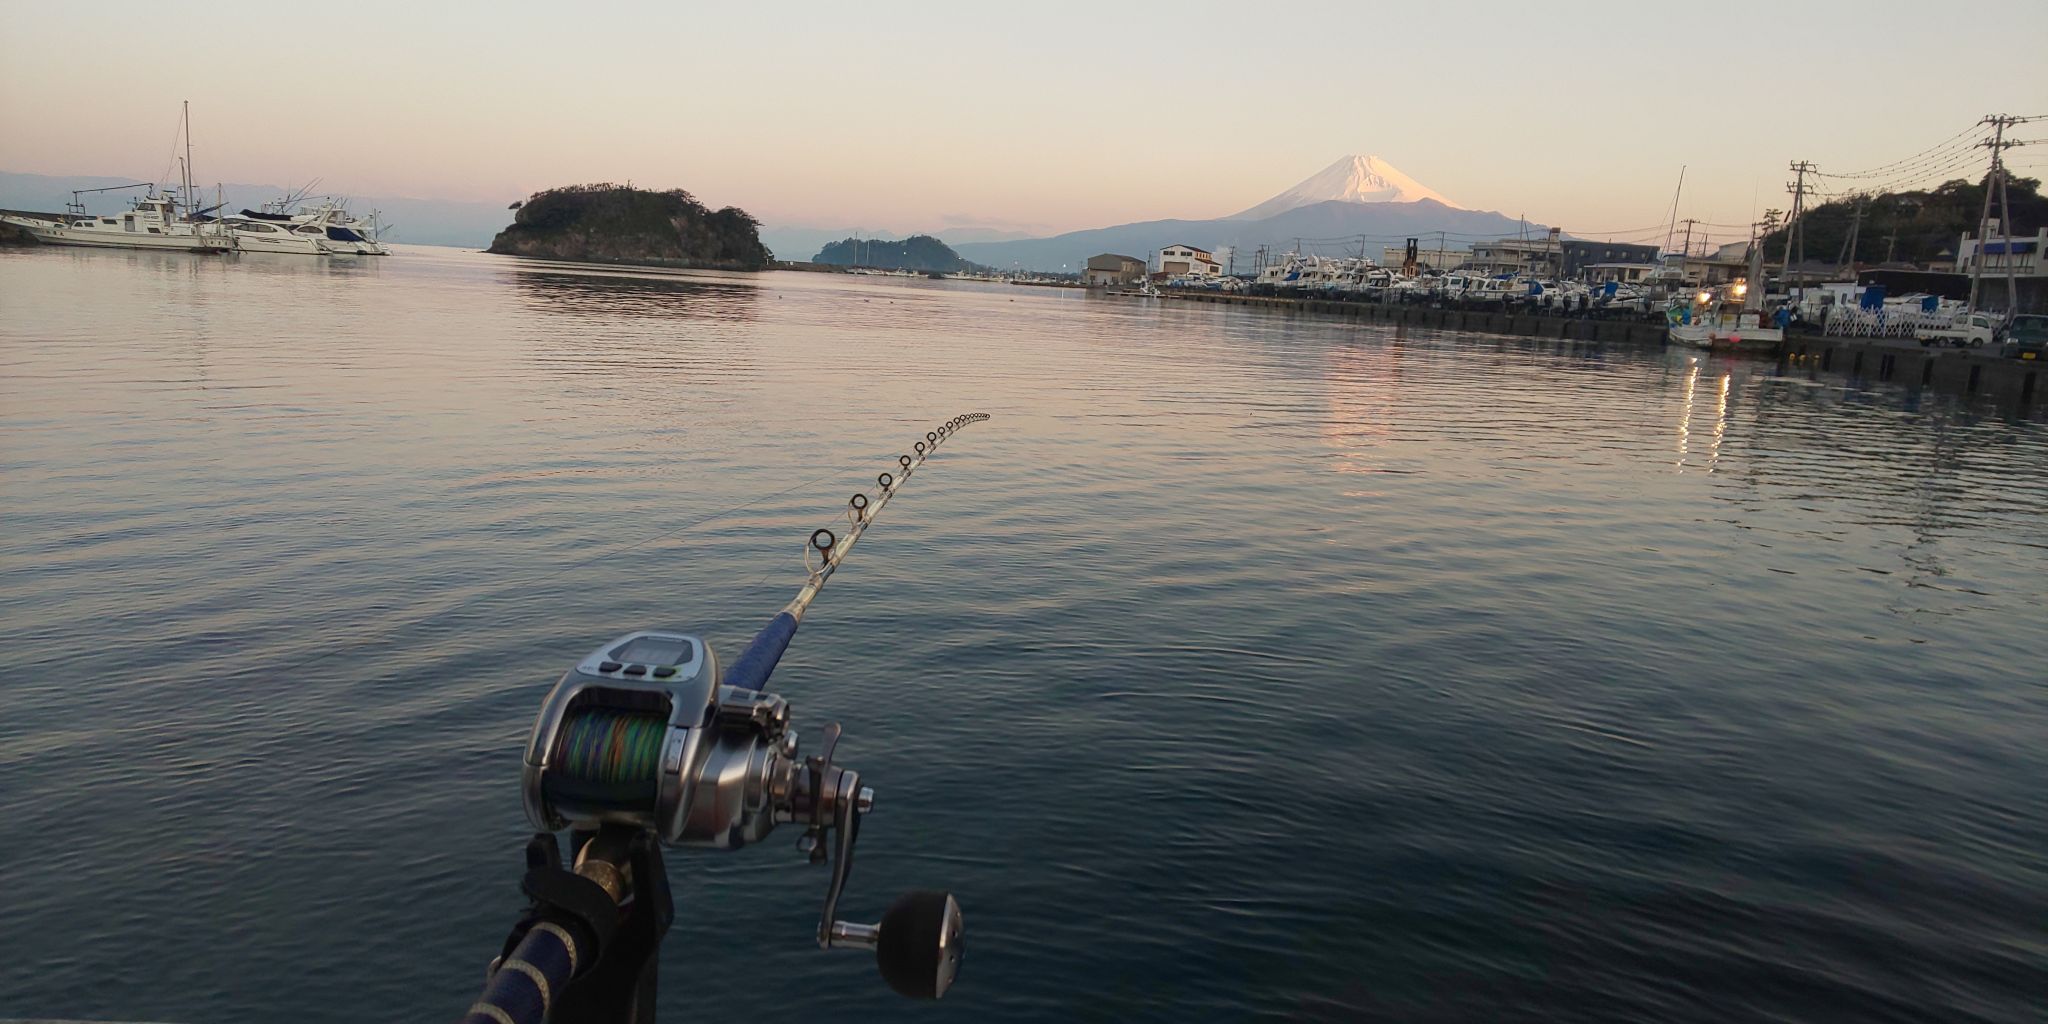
[1165,251,1785,351]
[1,104,389,258]
[1,185,390,257]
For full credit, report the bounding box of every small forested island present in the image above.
[487,183,771,270]
[813,234,981,273]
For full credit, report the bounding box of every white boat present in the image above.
[1668,286,1782,350]
[0,103,231,253]
[233,202,386,255]
[1,190,231,251]
[221,209,342,255]
[1668,243,1781,351]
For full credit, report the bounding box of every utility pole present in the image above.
[1835,196,1865,275]
[1678,217,1699,262]
[1966,114,2040,315]
[1883,230,1897,265]
[1782,160,1814,308]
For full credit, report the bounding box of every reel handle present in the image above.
[829,890,966,999]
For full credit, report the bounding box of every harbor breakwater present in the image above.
[1161,289,1671,345]
[1158,289,2042,413]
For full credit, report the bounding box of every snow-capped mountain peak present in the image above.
[1229,155,1460,220]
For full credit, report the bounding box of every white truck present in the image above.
[1915,312,2002,348]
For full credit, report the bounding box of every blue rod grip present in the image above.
[722,611,799,692]
[463,924,580,1024]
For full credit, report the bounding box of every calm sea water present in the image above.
[2,246,2044,1023]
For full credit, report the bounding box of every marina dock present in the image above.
[1155,289,2042,412]
[1161,289,1671,345]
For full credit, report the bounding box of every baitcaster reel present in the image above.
[467,415,986,1024]
[517,630,963,1004]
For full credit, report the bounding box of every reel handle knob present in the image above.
[874,890,964,999]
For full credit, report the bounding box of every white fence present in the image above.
[1822,307,1954,338]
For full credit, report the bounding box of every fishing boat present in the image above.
[0,103,231,253]
[0,188,231,252]
[1668,285,1781,351]
[1668,242,1781,351]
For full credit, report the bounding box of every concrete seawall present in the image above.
[1154,289,2042,414]
[1161,290,1672,346]
[1777,336,2043,410]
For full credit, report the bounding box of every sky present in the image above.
[4,0,2045,244]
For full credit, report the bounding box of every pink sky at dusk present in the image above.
[4,0,2044,241]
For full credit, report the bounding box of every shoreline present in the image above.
[1151,288,2041,413]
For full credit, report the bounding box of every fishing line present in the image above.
[248,459,865,685]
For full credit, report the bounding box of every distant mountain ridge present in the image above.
[955,199,1541,273]
[1230,155,1460,219]
[955,155,1538,272]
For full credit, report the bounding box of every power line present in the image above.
[1811,122,1982,179]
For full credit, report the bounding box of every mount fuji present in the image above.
[953,155,1538,273]
[1228,155,1462,219]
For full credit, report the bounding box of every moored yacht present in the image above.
[240,192,391,255]
[221,208,342,255]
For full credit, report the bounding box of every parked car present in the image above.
[1915,311,2003,347]
[2007,314,2048,360]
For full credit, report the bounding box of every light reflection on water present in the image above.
[1,245,2044,1023]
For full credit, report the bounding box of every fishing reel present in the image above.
[519,629,963,1000]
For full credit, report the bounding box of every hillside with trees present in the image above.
[488,184,771,269]
[1761,174,2045,268]
[812,234,980,272]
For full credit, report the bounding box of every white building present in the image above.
[1955,225,2048,278]
[1158,244,1222,277]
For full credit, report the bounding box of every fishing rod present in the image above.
[463,413,989,1024]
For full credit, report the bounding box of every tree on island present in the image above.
[813,234,983,273]
[488,183,771,270]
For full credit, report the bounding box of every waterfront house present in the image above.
[1561,240,1661,281]
[1580,261,1659,285]
[1158,244,1222,278]
[1083,253,1148,287]
[1955,225,2048,279]
[1662,242,1752,286]
[1465,236,1562,277]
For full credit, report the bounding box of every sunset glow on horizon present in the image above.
[5,0,2044,239]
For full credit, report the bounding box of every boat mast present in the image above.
[182,100,194,217]
[1661,165,1685,256]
